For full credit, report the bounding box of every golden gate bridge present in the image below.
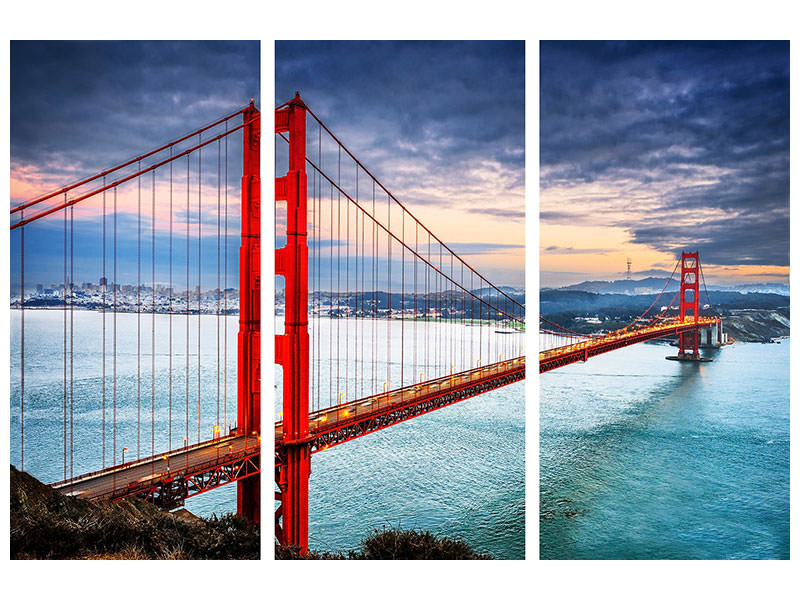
[273,95,525,552]
[10,93,723,556]
[11,102,262,521]
[10,94,527,556]
[539,251,723,373]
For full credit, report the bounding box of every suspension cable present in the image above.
[295,148,523,322]
[11,108,248,217]
[619,258,681,331]
[12,116,259,230]
[299,103,522,312]
[276,130,524,319]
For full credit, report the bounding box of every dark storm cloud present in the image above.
[540,41,789,267]
[276,41,525,208]
[11,41,260,177]
[10,41,259,289]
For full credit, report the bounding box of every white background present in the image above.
[0,1,797,598]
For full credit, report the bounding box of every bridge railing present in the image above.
[276,356,525,441]
[539,316,720,361]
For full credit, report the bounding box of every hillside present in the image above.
[10,466,259,560]
[541,289,789,342]
[276,528,492,560]
[541,289,788,316]
[551,277,789,296]
[722,308,790,342]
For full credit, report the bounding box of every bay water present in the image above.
[540,340,789,559]
[10,310,525,559]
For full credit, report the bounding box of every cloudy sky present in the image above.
[276,41,525,287]
[540,41,789,288]
[10,40,259,290]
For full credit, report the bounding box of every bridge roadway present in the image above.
[52,434,260,504]
[539,317,720,373]
[275,357,526,453]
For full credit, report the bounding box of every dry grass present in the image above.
[10,466,259,560]
[276,526,492,560]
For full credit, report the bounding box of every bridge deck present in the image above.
[53,434,260,504]
[275,357,526,452]
[539,318,719,373]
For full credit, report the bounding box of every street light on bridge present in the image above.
[122,447,128,465]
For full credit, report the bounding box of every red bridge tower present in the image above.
[274,94,310,551]
[678,251,700,357]
[238,101,261,523]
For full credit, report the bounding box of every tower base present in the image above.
[665,353,712,362]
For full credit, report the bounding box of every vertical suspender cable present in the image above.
[479,275,483,368]
[20,219,24,471]
[372,179,376,397]
[113,188,117,465]
[309,133,315,414]
[318,135,323,410]
[217,138,221,431]
[309,137,314,412]
[186,155,190,448]
[438,246,442,374]
[461,262,465,371]
[336,149,341,404]
[69,203,74,480]
[346,163,350,403]
[401,211,404,389]
[345,162,349,403]
[152,169,156,463]
[169,149,173,451]
[223,124,228,432]
[197,136,202,442]
[414,223,418,386]
[63,194,67,479]
[353,166,357,403]
[387,193,391,388]
[137,164,142,459]
[315,123,322,411]
[360,204,365,400]
[315,125,321,411]
[102,180,106,467]
[470,270,474,368]
[426,232,430,378]
[329,181,334,407]
[439,245,443,378]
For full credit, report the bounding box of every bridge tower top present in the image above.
[679,251,699,325]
